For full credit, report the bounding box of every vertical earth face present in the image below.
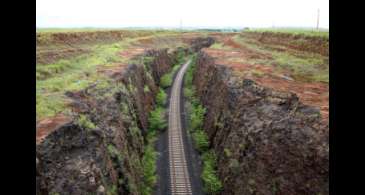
[193,51,328,194]
[36,45,177,194]
[36,30,328,195]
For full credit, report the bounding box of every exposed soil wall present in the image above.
[192,51,329,195]
[36,30,155,46]
[242,31,329,56]
[36,49,174,195]
[36,30,156,65]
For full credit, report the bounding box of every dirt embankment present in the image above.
[36,30,154,46]
[36,30,156,65]
[192,51,329,195]
[36,49,174,195]
[242,31,329,56]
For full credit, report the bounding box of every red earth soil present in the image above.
[36,47,145,144]
[36,114,71,144]
[203,45,329,124]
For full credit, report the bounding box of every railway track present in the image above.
[168,60,193,195]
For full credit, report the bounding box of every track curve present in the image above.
[168,60,193,195]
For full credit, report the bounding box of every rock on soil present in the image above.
[36,48,175,195]
[193,51,329,195]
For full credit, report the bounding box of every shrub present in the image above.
[141,143,157,195]
[148,107,167,131]
[201,151,223,194]
[176,48,186,64]
[160,72,173,88]
[183,87,194,100]
[106,185,118,195]
[156,88,167,106]
[224,148,232,157]
[160,64,181,89]
[144,85,150,93]
[191,104,206,130]
[77,114,96,129]
[192,130,209,153]
[172,64,180,73]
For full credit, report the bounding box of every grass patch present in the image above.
[36,38,134,121]
[190,103,205,130]
[144,85,150,93]
[271,51,327,82]
[148,107,167,132]
[77,114,97,129]
[246,27,329,38]
[36,93,67,120]
[160,72,173,88]
[232,35,328,83]
[201,151,223,194]
[106,185,118,195]
[192,129,209,153]
[210,42,232,50]
[175,47,187,64]
[141,131,158,195]
[160,64,181,88]
[156,88,167,106]
[210,43,225,49]
[183,87,195,100]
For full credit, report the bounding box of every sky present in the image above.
[36,0,329,29]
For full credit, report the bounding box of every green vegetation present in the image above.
[175,47,187,65]
[232,35,328,83]
[183,56,223,194]
[106,185,118,195]
[36,29,197,121]
[192,130,209,153]
[144,85,150,93]
[142,84,170,194]
[36,39,132,121]
[160,65,179,88]
[36,93,67,121]
[148,107,167,132]
[160,63,182,88]
[201,151,223,194]
[107,144,123,163]
[183,87,194,100]
[141,131,158,195]
[246,27,329,38]
[224,148,232,157]
[156,88,167,106]
[210,43,224,49]
[77,114,97,129]
[160,72,173,88]
[191,104,205,131]
[271,51,327,82]
[210,42,232,50]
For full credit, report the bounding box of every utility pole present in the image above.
[316,9,320,30]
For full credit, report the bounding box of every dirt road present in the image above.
[168,60,193,195]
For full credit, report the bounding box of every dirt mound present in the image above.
[242,31,329,56]
[36,30,155,65]
[36,30,153,46]
[193,51,329,195]
[190,37,215,52]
